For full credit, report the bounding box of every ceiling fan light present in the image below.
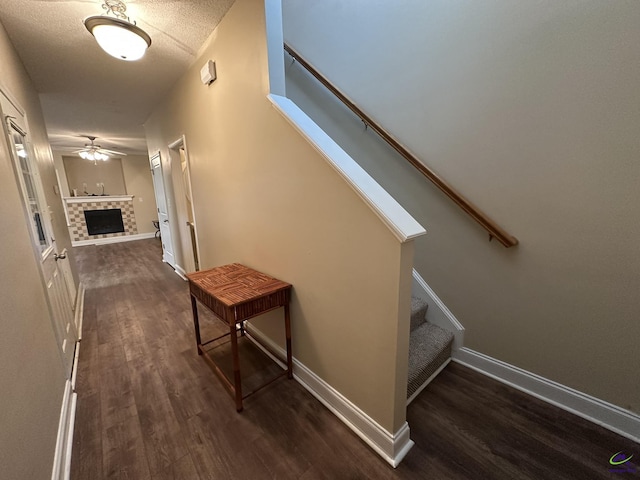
[85,16,151,61]
[79,151,90,160]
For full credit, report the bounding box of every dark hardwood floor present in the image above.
[71,239,638,479]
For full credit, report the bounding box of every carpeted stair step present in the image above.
[410,295,429,332]
[407,322,454,399]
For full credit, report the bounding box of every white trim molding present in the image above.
[51,380,77,480]
[267,94,425,244]
[263,1,425,246]
[71,342,80,392]
[412,269,464,350]
[74,283,85,341]
[71,232,156,247]
[174,264,188,281]
[454,348,640,443]
[64,195,134,204]
[246,324,414,467]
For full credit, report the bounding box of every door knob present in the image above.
[163,219,169,223]
[54,253,66,261]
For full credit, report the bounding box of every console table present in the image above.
[186,263,292,411]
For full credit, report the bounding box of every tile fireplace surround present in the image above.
[65,196,138,245]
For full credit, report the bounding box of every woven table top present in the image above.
[186,263,291,307]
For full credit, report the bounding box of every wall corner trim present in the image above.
[453,348,640,443]
[267,94,425,243]
[246,324,414,467]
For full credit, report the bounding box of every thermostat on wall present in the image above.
[201,60,216,85]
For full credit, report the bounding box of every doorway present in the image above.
[150,153,176,268]
[168,136,200,274]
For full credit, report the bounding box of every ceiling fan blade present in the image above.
[99,148,127,156]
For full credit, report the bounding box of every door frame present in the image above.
[150,151,177,268]
[168,135,201,273]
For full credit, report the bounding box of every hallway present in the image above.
[72,239,637,479]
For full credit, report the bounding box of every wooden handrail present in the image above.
[284,43,518,248]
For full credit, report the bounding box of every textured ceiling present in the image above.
[0,0,235,154]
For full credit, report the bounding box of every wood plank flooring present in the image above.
[71,239,638,479]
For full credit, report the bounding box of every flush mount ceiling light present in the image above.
[84,0,151,61]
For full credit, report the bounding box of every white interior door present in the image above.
[150,153,176,267]
[57,249,79,333]
[2,93,76,376]
[43,251,76,375]
[169,137,200,273]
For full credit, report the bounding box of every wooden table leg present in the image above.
[284,304,293,379]
[229,322,243,411]
[190,295,202,355]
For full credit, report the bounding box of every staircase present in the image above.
[407,296,454,401]
[282,48,457,402]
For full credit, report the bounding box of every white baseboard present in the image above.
[63,393,77,480]
[245,324,414,467]
[71,342,80,391]
[71,232,156,247]
[454,348,640,443]
[412,269,464,350]
[174,264,188,281]
[74,283,85,341]
[51,380,77,480]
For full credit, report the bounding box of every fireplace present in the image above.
[65,195,138,245]
[84,208,125,236]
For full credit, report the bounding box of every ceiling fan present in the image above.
[73,136,127,163]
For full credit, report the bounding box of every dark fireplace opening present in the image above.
[84,209,125,236]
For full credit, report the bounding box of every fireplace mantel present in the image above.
[64,195,134,204]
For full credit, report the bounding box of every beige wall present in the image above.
[0,22,69,479]
[283,1,640,412]
[121,155,156,234]
[145,0,413,432]
[63,155,127,196]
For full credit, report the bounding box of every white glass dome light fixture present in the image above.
[84,0,151,61]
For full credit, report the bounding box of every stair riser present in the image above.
[410,296,428,332]
[407,340,452,398]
